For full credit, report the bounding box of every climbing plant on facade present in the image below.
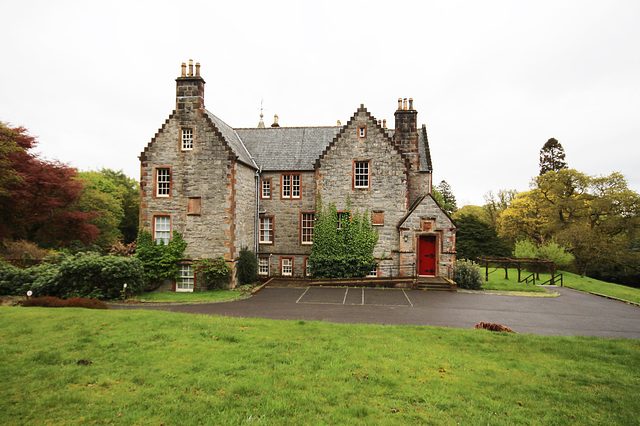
[308,197,378,278]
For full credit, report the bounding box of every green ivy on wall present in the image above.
[308,197,378,278]
[135,230,187,290]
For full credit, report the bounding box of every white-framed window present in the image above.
[337,212,350,230]
[281,257,293,276]
[154,216,170,244]
[177,264,194,292]
[281,173,301,199]
[358,126,366,138]
[354,161,370,189]
[258,257,269,276]
[304,257,311,278]
[181,129,193,151]
[301,212,314,244]
[261,179,271,199]
[367,262,378,278]
[259,217,273,244]
[156,168,171,197]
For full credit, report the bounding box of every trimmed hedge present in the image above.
[0,254,144,300]
[22,296,109,309]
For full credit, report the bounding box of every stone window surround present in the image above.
[154,166,172,198]
[153,214,171,245]
[300,211,315,245]
[280,173,301,199]
[259,215,274,244]
[353,160,370,190]
[280,256,294,276]
[181,128,194,151]
[260,178,272,200]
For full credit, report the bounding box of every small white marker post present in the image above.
[26,290,33,300]
[122,283,127,301]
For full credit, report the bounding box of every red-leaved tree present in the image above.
[0,122,99,247]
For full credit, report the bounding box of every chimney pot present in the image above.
[188,59,194,76]
[403,98,408,110]
[337,120,341,126]
[181,62,186,77]
[195,62,201,77]
[398,98,403,110]
[409,98,414,110]
[383,119,387,129]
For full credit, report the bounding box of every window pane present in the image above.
[282,258,292,276]
[282,175,291,198]
[156,168,171,196]
[261,179,271,199]
[354,161,369,188]
[260,217,273,243]
[301,213,314,244]
[181,129,193,150]
[292,174,300,198]
[178,264,194,291]
[155,216,170,244]
[258,258,269,275]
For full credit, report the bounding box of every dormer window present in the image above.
[181,129,193,150]
[358,126,366,138]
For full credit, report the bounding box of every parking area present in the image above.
[296,287,413,307]
[113,286,640,339]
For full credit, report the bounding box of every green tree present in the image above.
[455,214,511,261]
[539,138,567,175]
[499,169,640,278]
[435,180,457,214]
[483,189,518,228]
[100,169,139,244]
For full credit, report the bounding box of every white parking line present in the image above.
[296,287,310,304]
[402,289,413,307]
[342,288,348,305]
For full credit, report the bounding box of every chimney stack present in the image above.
[394,97,419,155]
[176,60,206,111]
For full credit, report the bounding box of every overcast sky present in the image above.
[2,0,638,206]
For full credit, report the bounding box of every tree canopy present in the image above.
[0,122,99,248]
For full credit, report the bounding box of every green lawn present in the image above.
[1,307,639,424]
[482,267,640,303]
[131,289,245,303]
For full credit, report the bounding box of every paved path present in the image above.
[113,286,640,339]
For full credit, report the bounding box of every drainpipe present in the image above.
[254,168,261,255]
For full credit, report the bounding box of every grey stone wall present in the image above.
[316,107,409,273]
[399,194,457,277]
[233,163,257,257]
[140,109,235,261]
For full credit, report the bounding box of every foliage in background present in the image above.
[453,259,483,290]
[454,214,511,261]
[0,122,99,247]
[235,247,257,285]
[483,189,518,228]
[433,180,457,214]
[539,137,567,175]
[194,258,231,290]
[309,198,378,278]
[135,230,187,290]
[513,239,575,268]
[499,169,640,277]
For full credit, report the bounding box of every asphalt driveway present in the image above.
[113,286,640,339]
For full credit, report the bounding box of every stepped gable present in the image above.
[236,126,340,171]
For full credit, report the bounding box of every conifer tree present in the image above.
[539,138,567,175]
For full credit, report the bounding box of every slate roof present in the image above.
[207,113,432,173]
[236,127,341,171]
[205,110,257,168]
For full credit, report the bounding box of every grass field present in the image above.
[1,307,639,424]
[132,289,246,303]
[482,268,640,303]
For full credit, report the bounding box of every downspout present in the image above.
[254,168,261,254]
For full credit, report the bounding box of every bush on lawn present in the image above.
[236,247,257,285]
[194,257,231,290]
[454,259,483,290]
[22,296,108,309]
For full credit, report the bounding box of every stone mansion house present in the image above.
[140,61,456,291]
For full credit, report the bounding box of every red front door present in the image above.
[418,235,437,276]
